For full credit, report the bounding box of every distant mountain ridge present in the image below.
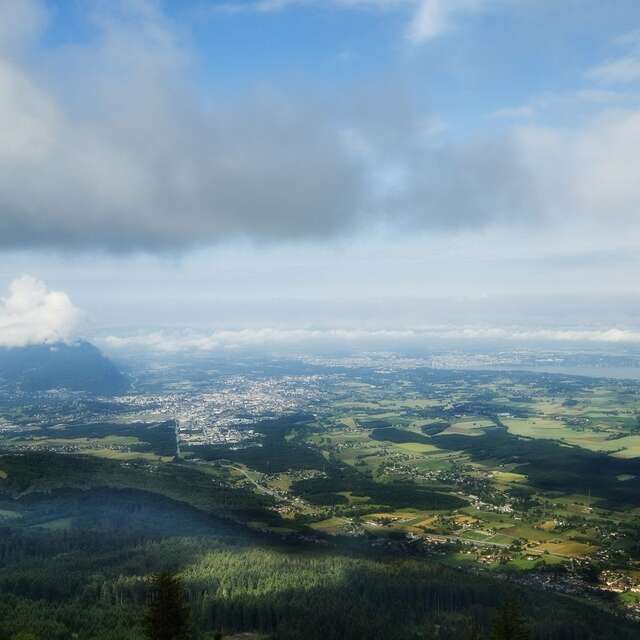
[0,341,128,394]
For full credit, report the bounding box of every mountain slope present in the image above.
[0,341,128,394]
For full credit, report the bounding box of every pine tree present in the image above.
[145,572,193,640]
[466,616,484,640]
[490,598,529,640]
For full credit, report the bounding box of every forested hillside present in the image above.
[0,469,638,640]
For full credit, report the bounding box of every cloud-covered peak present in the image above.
[0,276,82,348]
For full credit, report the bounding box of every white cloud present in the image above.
[1,1,640,255]
[211,0,408,15]
[0,0,48,56]
[587,55,640,85]
[0,0,370,250]
[218,0,313,11]
[407,0,490,43]
[0,276,82,348]
[102,328,417,352]
[211,0,491,43]
[512,110,640,237]
[101,325,640,353]
[615,30,640,47]
[490,89,626,122]
[587,30,640,84]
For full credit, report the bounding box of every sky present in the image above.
[1,0,640,352]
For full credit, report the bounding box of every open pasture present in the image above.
[441,418,495,437]
[502,417,640,457]
[536,540,596,558]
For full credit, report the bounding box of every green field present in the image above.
[3,363,640,634]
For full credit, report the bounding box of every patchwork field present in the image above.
[3,363,640,620]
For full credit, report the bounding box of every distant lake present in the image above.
[482,365,640,381]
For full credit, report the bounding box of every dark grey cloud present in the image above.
[0,95,367,250]
[0,1,639,253]
[0,0,532,252]
[0,1,368,250]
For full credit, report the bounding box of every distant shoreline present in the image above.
[478,365,640,381]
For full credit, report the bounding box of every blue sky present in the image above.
[38,1,640,129]
[1,0,640,350]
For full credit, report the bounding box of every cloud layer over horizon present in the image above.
[2,274,639,353]
[101,325,640,354]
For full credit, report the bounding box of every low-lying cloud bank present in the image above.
[100,326,640,353]
[0,276,81,348]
